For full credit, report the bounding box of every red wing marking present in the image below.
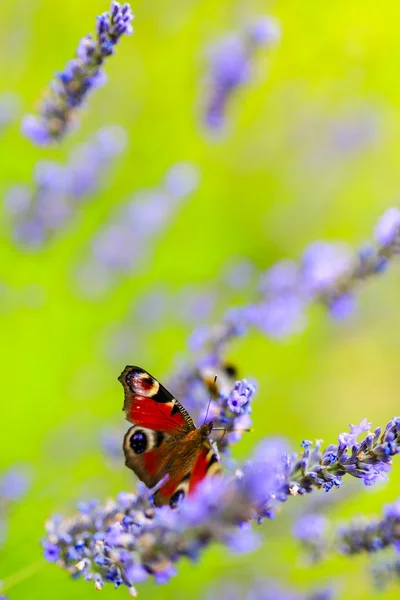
[189,447,217,495]
[127,396,186,433]
[143,449,161,477]
[156,475,182,501]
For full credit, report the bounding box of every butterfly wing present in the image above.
[120,366,198,505]
[119,365,196,433]
[188,441,221,494]
[152,438,221,507]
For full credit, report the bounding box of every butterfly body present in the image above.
[119,366,220,507]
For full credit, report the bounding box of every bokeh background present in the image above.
[1,0,400,598]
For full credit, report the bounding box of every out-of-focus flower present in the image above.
[293,513,330,562]
[22,2,134,144]
[301,242,352,295]
[0,469,30,502]
[186,208,400,366]
[375,207,400,247]
[75,162,200,298]
[5,126,127,249]
[337,498,400,555]
[296,496,400,572]
[203,17,280,131]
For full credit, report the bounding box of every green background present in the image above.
[1,0,400,598]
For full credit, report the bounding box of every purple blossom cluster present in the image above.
[42,444,281,595]
[75,162,200,298]
[5,126,127,249]
[22,2,134,145]
[200,376,255,453]
[338,498,400,555]
[203,18,280,131]
[188,207,400,359]
[43,417,400,593]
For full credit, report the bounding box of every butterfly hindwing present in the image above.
[123,425,170,488]
[152,440,220,507]
[119,366,195,434]
[189,441,221,493]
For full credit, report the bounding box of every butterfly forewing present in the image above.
[119,366,195,433]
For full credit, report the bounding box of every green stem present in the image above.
[1,560,45,593]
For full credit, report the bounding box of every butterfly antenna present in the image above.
[203,375,217,425]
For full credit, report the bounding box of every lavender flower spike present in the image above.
[5,126,127,249]
[22,2,134,145]
[297,497,400,576]
[43,417,400,592]
[188,206,400,365]
[203,17,280,131]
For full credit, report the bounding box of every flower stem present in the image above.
[1,560,45,593]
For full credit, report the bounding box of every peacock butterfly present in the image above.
[119,366,221,508]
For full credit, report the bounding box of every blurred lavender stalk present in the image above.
[203,17,280,132]
[296,498,400,587]
[43,417,400,593]
[22,2,134,145]
[75,162,200,298]
[187,207,400,364]
[4,126,127,249]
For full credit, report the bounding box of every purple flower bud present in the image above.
[375,208,400,246]
[249,17,281,46]
[43,542,61,562]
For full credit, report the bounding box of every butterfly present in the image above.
[119,365,221,508]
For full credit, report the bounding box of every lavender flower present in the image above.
[5,126,126,249]
[22,2,134,144]
[42,470,264,594]
[336,498,400,555]
[75,162,199,298]
[0,468,30,502]
[203,17,280,131]
[292,513,330,562]
[44,417,400,593]
[208,378,255,452]
[186,207,400,366]
[297,497,400,587]
[375,207,400,247]
[100,427,124,462]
